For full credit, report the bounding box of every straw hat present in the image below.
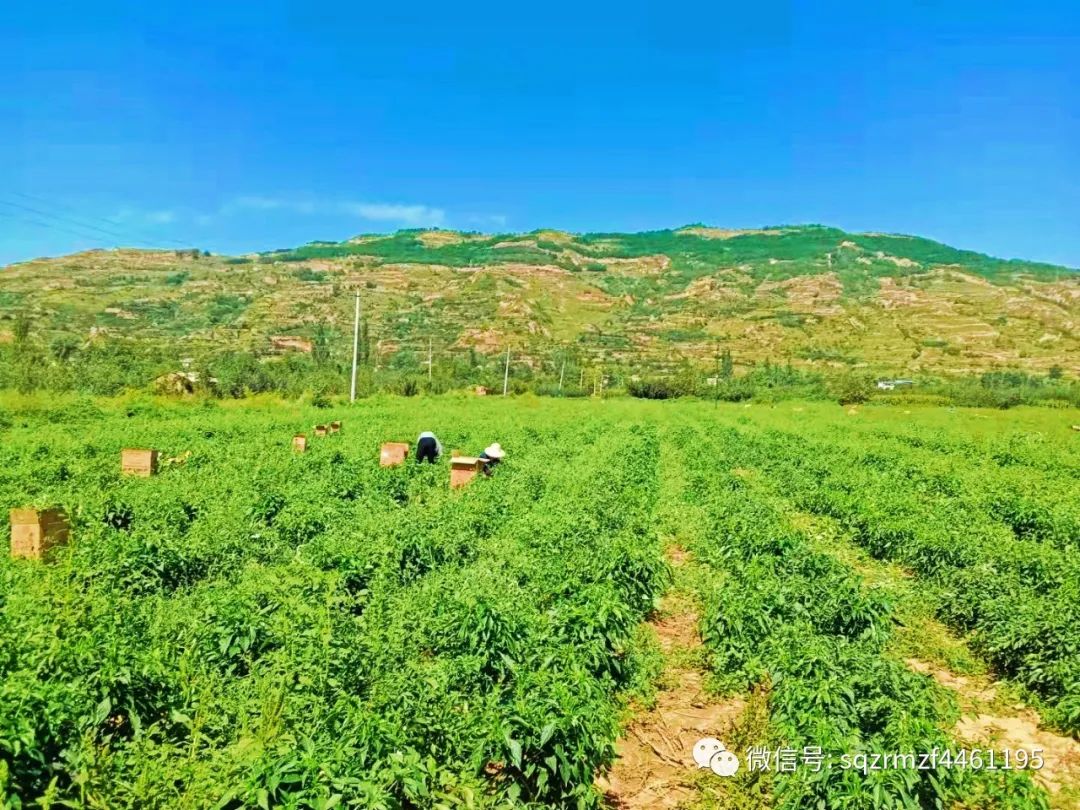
[484,442,505,459]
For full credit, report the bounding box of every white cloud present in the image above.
[340,202,446,227]
[107,196,454,233]
[112,207,177,225]
[464,213,508,229]
[221,196,446,227]
[230,195,284,211]
[229,196,316,215]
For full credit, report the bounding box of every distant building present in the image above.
[876,379,915,391]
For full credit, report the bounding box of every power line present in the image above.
[0,209,118,248]
[12,191,150,231]
[9,191,192,248]
[0,197,190,250]
[0,199,161,248]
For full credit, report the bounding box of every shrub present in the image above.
[627,378,682,400]
[713,378,755,402]
[830,375,874,405]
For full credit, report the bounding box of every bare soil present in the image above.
[676,226,781,240]
[907,658,1080,798]
[599,547,745,809]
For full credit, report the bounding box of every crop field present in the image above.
[0,396,1078,809]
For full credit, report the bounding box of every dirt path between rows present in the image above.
[907,658,1080,803]
[598,546,745,809]
[789,508,1080,805]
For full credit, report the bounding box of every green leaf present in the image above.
[93,696,112,726]
[539,723,556,747]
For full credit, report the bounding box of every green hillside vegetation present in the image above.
[0,225,1077,399]
[274,226,1071,284]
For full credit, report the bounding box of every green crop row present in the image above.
[0,400,667,808]
[716,422,1080,736]
[820,415,1080,480]
[1,397,1076,806]
[669,422,1049,808]
[778,419,1080,552]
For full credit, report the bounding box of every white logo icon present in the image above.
[693,738,740,778]
[693,738,724,768]
[709,748,740,777]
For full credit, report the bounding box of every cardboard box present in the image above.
[314,425,328,437]
[450,456,483,489]
[329,421,342,434]
[121,448,159,477]
[10,507,70,560]
[292,434,308,453]
[380,442,410,467]
[475,386,488,396]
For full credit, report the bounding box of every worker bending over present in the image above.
[479,442,505,476]
[416,431,442,464]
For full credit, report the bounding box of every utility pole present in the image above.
[580,367,585,388]
[427,337,433,382]
[502,346,511,395]
[559,356,566,391]
[350,291,361,402]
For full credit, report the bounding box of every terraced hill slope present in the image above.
[2,225,1077,376]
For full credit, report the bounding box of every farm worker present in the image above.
[478,442,505,476]
[416,431,443,464]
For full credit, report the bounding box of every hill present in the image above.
[1,224,1077,381]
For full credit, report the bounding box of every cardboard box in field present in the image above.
[10,507,70,560]
[329,421,342,434]
[292,434,308,453]
[121,448,159,477]
[380,442,409,467]
[450,457,483,489]
[314,425,329,437]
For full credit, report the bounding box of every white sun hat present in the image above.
[484,442,505,459]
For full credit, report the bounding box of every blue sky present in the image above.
[2,1,1078,266]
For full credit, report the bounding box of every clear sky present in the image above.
[2,1,1078,267]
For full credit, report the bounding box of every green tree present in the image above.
[830,374,874,406]
[13,314,31,344]
[359,318,370,364]
[312,325,333,366]
[50,335,79,362]
[672,359,701,396]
